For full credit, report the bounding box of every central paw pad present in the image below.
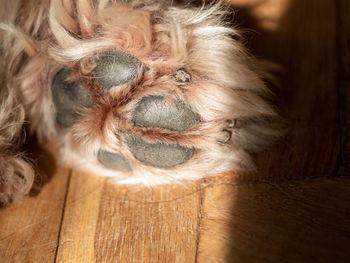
[132,95,197,131]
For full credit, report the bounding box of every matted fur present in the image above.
[0,0,280,203]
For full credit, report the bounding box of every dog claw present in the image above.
[172,69,191,83]
[226,119,237,128]
[222,129,232,144]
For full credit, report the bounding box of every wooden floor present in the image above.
[0,0,349,262]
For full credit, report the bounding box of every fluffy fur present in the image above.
[0,0,280,204]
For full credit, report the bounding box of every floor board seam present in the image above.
[194,183,204,263]
[203,174,350,188]
[334,0,346,176]
[53,169,72,263]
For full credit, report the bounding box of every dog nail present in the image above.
[226,119,237,128]
[222,129,232,143]
[132,95,197,131]
[172,69,191,83]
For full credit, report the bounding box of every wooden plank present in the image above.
[196,183,235,262]
[255,0,339,179]
[197,0,348,262]
[0,145,70,263]
[55,171,104,263]
[336,0,350,176]
[226,0,290,31]
[0,1,346,263]
[197,176,350,263]
[337,0,350,79]
[226,0,340,180]
[342,81,350,176]
[55,171,201,263]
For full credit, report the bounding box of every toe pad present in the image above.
[97,150,131,171]
[93,51,141,90]
[51,68,92,127]
[126,136,194,168]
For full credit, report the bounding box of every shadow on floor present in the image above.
[224,0,348,262]
[23,135,57,197]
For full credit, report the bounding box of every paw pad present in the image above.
[51,68,92,127]
[93,51,141,90]
[125,136,194,168]
[132,95,197,131]
[97,150,131,171]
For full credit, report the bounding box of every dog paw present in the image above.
[51,51,202,171]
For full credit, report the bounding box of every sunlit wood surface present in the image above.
[0,0,349,262]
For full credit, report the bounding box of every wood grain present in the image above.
[225,0,340,180]
[0,0,348,262]
[0,145,69,263]
[337,0,350,79]
[196,183,235,262]
[196,0,347,262]
[197,176,350,263]
[337,0,350,176]
[343,81,349,176]
[94,182,201,263]
[55,171,104,263]
[55,171,202,263]
[253,0,339,180]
